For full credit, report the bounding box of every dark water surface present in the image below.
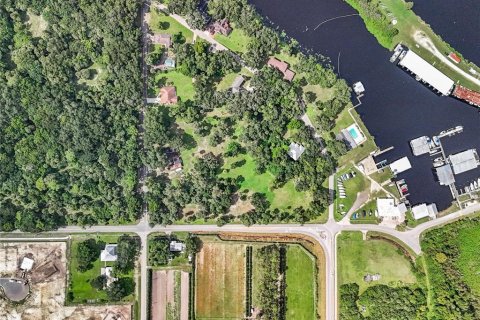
[412,0,480,65]
[251,0,480,209]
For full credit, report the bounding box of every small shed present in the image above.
[20,257,34,271]
[231,75,245,93]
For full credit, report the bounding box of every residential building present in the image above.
[158,86,178,105]
[169,241,186,253]
[288,142,305,161]
[151,33,172,48]
[267,57,296,81]
[208,18,232,36]
[100,244,118,262]
[231,75,244,93]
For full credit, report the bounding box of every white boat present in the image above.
[470,183,474,190]
[474,181,478,189]
[477,178,480,186]
[465,186,470,192]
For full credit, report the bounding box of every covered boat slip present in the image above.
[398,50,455,96]
[449,149,479,174]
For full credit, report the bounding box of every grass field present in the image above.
[214,28,251,53]
[195,241,246,319]
[456,226,480,295]
[149,8,193,43]
[221,154,311,211]
[337,232,417,293]
[69,234,134,304]
[350,199,379,224]
[286,245,316,320]
[153,70,195,101]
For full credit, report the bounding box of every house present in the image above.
[267,57,296,81]
[169,241,186,253]
[376,198,407,222]
[165,148,182,171]
[20,257,34,271]
[411,203,438,220]
[288,142,305,161]
[151,33,172,48]
[231,75,245,93]
[100,266,117,287]
[100,244,118,262]
[158,86,178,105]
[208,18,232,36]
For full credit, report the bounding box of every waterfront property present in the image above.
[411,203,438,220]
[267,57,295,81]
[341,123,366,149]
[449,149,479,175]
[389,157,411,175]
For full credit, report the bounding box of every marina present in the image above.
[251,0,480,211]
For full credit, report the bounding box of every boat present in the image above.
[433,136,440,146]
[474,181,478,189]
[470,182,474,190]
[465,186,470,192]
[477,178,480,186]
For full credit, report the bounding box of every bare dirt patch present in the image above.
[0,241,131,320]
[195,241,246,319]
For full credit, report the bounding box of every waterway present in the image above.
[412,0,480,66]
[251,0,480,210]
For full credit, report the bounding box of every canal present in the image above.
[251,0,480,210]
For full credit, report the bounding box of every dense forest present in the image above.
[0,0,142,231]
[339,283,427,319]
[422,217,480,319]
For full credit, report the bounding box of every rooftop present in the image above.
[410,136,430,156]
[287,142,305,161]
[436,165,455,185]
[100,244,118,262]
[158,86,178,105]
[411,203,438,220]
[169,241,185,252]
[398,49,454,96]
[449,149,479,174]
[231,75,245,93]
[376,198,407,219]
[390,157,412,175]
[151,33,172,47]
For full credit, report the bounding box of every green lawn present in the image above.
[216,68,253,91]
[149,8,193,43]
[154,70,195,101]
[370,168,393,185]
[69,234,135,304]
[221,154,311,211]
[286,245,316,320]
[456,226,480,295]
[334,166,370,221]
[214,28,251,53]
[334,109,378,166]
[337,232,417,293]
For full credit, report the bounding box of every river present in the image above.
[412,0,480,66]
[251,0,480,210]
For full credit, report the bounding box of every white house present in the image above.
[376,198,407,222]
[169,241,186,253]
[100,244,118,262]
[100,266,117,287]
[411,203,438,220]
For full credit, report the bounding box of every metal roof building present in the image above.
[390,157,412,175]
[449,149,479,174]
[436,165,455,185]
[288,142,305,161]
[412,203,438,220]
[398,50,454,96]
[410,136,430,156]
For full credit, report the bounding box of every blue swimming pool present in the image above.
[348,127,359,139]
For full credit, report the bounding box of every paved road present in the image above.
[5,201,479,320]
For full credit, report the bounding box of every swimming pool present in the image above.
[348,127,359,139]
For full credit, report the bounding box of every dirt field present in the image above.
[0,241,131,320]
[195,241,246,320]
[151,270,189,320]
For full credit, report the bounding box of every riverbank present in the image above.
[347,0,480,91]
